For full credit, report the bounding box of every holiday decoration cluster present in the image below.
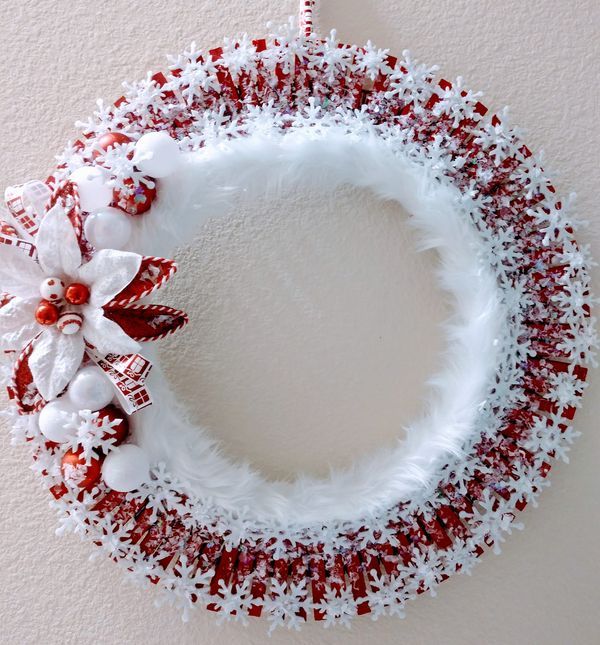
[0,12,596,632]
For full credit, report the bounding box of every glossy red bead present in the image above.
[34,300,60,326]
[64,282,90,305]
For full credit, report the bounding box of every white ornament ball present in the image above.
[38,398,77,443]
[68,365,114,410]
[57,312,83,335]
[70,166,113,212]
[39,277,65,302]
[84,207,132,250]
[134,131,180,178]
[102,444,150,492]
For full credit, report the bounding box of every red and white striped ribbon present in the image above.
[298,0,317,38]
[46,179,84,240]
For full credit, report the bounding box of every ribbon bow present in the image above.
[2,180,187,415]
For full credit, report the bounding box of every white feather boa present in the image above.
[129,126,505,525]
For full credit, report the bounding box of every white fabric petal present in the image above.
[36,203,82,276]
[29,329,85,400]
[0,244,44,298]
[82,307,140,355]
[77,250,142,307]
[0,297,38,350]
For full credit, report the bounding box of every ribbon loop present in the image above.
[4,181,51,238]
[86,347,153,414]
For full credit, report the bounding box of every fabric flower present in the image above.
[0,204,142,400]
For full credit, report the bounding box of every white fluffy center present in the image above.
[130,126,505,524]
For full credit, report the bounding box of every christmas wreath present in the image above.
[0,1,596,632]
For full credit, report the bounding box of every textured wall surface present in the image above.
[1,1,599,644]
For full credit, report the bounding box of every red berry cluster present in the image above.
[35,281,90,331]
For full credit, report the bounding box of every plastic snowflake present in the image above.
[314,586,357,629]
[385,50,438,104]
[90,516,134,561]
[320,30,354,82]
[530,422,580,464]
[213,578,253,625]
[97,140,155,195]
[120,73,168,128]
[547,371,587,408]
[52,492,98,538]
[140,462,190,521]
[174,57,220,105]
[75,98,129,136]
[156,557,215,622]
[64,409,121,463]
[433,77,482,128]
[465,491,524,555]
[354,40,392,81]
[405,548,443,597]
[264,580,308,634]
[509,461,550,508]
[219,35,257,82]
[473,108,522,166]
[365,571,407,620]
[442,542,478,577]
[556,319,598,367]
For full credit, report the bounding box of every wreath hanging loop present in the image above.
[299,0,317,37]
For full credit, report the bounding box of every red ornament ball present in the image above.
[96,405,129,445]
[35,300,60,326]
[114,178,156,215]
[61,449,102,490]
[93,132,131,158]
[65,282,90,305]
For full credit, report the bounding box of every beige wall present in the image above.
[1,1,599,643]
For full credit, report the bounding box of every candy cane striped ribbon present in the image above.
[299,0,317,38]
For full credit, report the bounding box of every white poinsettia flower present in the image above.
[0,204,141,400]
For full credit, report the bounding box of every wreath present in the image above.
[0,2,596,632]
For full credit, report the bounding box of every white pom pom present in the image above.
[38,398,77,443]
[68,365,114,411]
[102,444,150,492]
[70,166,113,212]
[84,207,132,250]
[134,132,180,178]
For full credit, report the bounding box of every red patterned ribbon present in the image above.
[0,232,36,258]
[4,181,51,238]
[86,347,153,414]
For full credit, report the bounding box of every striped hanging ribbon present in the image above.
[298,0,317,38]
